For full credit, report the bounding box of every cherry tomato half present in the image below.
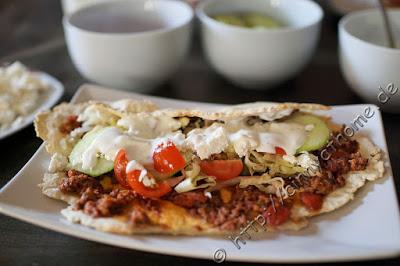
[264,204,290,226]
[300,192,323,211]
[199,159,244,181]
[126,170,171,198]
[114,149,129,188]
[153,141,186,175]
[275,146,287,156]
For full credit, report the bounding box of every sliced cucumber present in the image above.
[286,113,330,152]
[242,13,282,29]
[69,127,114,177]
[213,14,247,27]
[71,157,114,177]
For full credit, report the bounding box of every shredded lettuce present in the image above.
[184,161,201,179]
[244,151,305,176]
[239,174,287,198]
[174,162,216,193]
[174,175,216,193]
[239,174,282,191]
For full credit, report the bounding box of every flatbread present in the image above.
[35,100,157,156]
[159,102,330,121]
[35,99,328,155]
[41,171,309,235]
[291,136,385,219]
[35,99,384,235]
[40,136,383,235]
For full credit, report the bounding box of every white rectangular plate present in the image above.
[1,84,399,263]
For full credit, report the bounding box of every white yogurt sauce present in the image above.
[75,118,307,170]
[126,159,155,187]
[117,113,181,138]
[76,127,186,170]
[185,121,307,159]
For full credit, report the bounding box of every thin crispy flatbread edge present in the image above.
[34,103,88,156]
[291,136,385,219]
[34,100,158,155]
[159,102,330,120]
[60,206,309,235]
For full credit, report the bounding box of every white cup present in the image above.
[339,9,400,113]
[196,0,323,90]
[63,0,193,92]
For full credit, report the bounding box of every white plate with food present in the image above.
[0,84,399,263]
[0,62,64,140]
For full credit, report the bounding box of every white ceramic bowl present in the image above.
[63,0,193,92]
[339,9,400,113]
[196,0,323,89]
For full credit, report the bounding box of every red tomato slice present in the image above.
[126,170,171,198]
[114,149,129,188]
[264,204,290,226]
[300,192,323,211]
[199,159,244,181]
[275,146,287,155]
[153,141,186,174]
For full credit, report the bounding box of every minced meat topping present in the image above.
[58,132,368,231]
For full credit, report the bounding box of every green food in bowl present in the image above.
[212,12,283,29]
[243,13,282,28]
[213,14,247,27]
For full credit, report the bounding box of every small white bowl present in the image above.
[196,0,323,89]
[63,0,193,92]
[339,9,400,113]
